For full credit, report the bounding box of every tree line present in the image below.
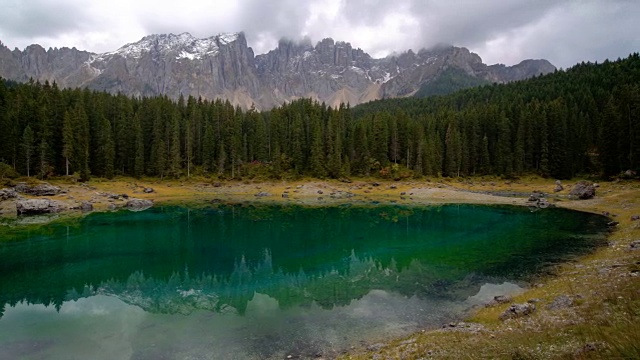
[1,53,639,181]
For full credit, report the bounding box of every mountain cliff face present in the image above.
[0,33,556,109]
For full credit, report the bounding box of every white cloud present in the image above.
[0,0,638,68]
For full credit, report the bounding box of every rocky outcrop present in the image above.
[0,33,556,109]
[14,182,62,196]
[0,188,18,201]
[16,199,67,215]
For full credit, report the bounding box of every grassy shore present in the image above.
[1,175,638,359]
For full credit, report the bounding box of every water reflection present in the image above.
[0,204,609,359]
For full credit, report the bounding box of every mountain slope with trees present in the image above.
[0,53,638,181]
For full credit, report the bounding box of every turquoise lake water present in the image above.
[0,204,608,359]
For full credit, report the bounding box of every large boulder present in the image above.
[569,181,596,200]
[16,199,66,215]
[15,182,62,196]
[125,198,153,211]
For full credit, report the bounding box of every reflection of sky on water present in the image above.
[0,282,522,360]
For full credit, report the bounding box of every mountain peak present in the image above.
[100,32,243,60]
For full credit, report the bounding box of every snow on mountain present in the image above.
[93,32,240,62]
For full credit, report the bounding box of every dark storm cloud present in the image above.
[0,0,90,40]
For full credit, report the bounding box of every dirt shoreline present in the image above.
[0,177,573,219]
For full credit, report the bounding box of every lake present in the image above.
[0,203,608,359]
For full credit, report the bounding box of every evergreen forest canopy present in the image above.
[0,53,639,182]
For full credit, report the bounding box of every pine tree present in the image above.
[21,125,34,176]
[202,123,215,173]
[133,113,144,178]
[168,109,182,178]
[62,110,73,176]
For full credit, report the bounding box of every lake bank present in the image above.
[0,176,588,219]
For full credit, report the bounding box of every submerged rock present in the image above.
[16,199,66,215]
[329,191,355,199]
[125,198,153,211]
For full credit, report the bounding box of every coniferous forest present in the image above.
[1,53,639,182]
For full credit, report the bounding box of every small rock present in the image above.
[629,240,640,250]
[367,343,386,352]
[400,192,406,196]
[372,182,380,187]
[546,295,576,310]
[79,202,93,211]
[390,185,397,189]
[255,191,271,197]
[499,303,536,321]
[631,215,640,221]
[212,182,222,188]
[120,193,129,199]
[143,187,155,193]
[493,295,512,304]
[607,221,619,227]
[317,190,323,194]
[281,193,289,198]
[574,342,602,357]
[528,192,545,201]
[554,184,564,192]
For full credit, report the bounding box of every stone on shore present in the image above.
[15,182,62,196]
[16,199,67,215]
[569,181,596,199]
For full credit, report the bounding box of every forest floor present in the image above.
[1,175,638,359]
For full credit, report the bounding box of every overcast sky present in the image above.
[1,0,638,68]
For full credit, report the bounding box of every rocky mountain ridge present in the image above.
[0,33,556,109]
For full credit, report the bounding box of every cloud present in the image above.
[0,0,88,38]
[0,0,638,69]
